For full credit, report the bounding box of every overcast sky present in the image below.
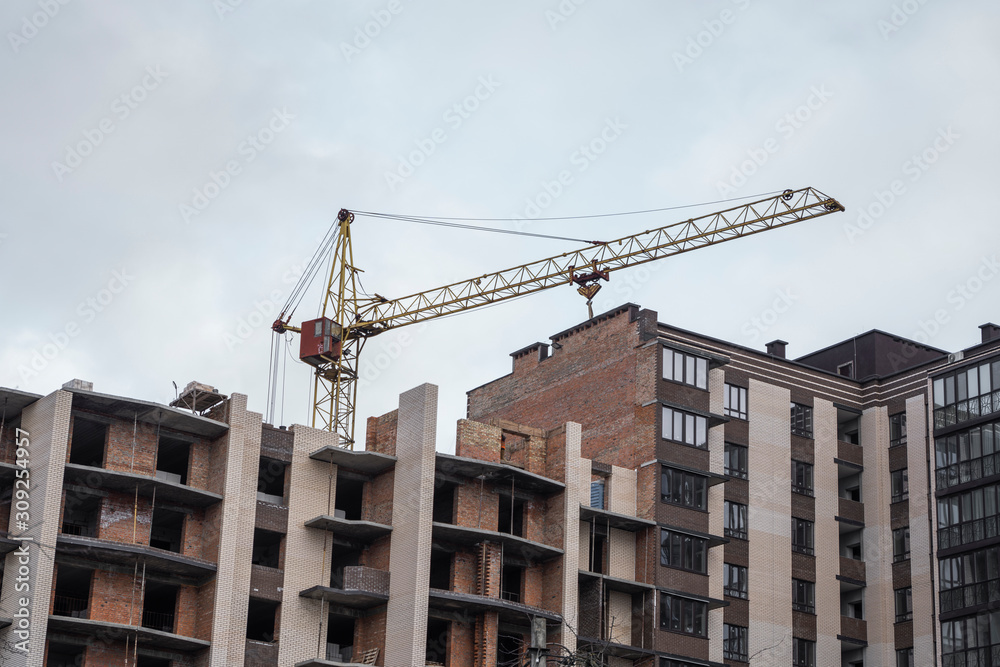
[2,1,998,452]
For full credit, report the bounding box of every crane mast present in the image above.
[273,187,844,447]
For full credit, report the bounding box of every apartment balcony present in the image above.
[56,534,217,585]
[428,588,562,627]
[65,385,228,439]
[839,616,868,646]
[839,556,866,583]
[837,498,865,528]
[435,452,565,495]
[309,445,396,474]
[579,504,657,532]
[249,564,284,602]
[837,441,864,468]
[53,595,90,619]
[577,636,656,661]
[46,615,211,654]
[578,569,654,595]
[431,522,563,563]
[300,566,390,609]
[62,463,223,508]
[940,578,1000,616]
[304,515,392,546]
[245,638,279,665]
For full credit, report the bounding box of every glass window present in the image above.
[791,460,813,496]
[723,563,747,599]
[659,593,707,637]
[662,348,709,390]
[893,526,910,562]
[790,402,813,438]
[661,467,707,510]
[792,517,814,555]
[724,501,747,540]
[662,406,708,448]
[793,638,816,667]
[724,384,748,420]
[793,578,815,613]
[724,443,748,479]
[932,360,1000,429]
[890,412,907,447]
[894,587,912,622]
[660,529,707,574]
[722,624,747,662]
[891,468,909,503]
[896,648,914,667]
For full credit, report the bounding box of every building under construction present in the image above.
[2,303,999,666]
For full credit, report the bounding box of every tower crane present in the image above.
[272,187,844,447]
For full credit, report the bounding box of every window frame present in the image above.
[662,347,709,390]
[722,623,748,662]
[724,383,748,420]
[793,638,816,667]
[792,517,814,555]
[891,468,909,503]
[790,402,814,438]
[791,460,814,496]
[662,406,708,449]
[723,563,748,599]
[659,593,707,638]
[660,529,708,574]
[660,466,708,511]
[894,587,912,622]
[892,526,910,562]
[724,442,748,480]
[724,500,748,540]
[895,648,914,667]
[890,412,908,447]
[792,578,815,614]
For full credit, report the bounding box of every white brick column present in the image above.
[861,405,892,667]
[906,394,935,662]
[813,399,841,663]
[561,422,583,653]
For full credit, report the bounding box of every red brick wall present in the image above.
[454,482,498,531]
[355,607,387,665]
[364,469,394,525]
[365,410,398,455]
[455,420,501,462]
[452,551,478,595]
[98,492,152,544]
[89,569,141,625]
[103,419,156,475]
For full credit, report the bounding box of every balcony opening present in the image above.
[62,493,100,538]
[149,507,185,553]
[330,549,360,588]
[251,528,283,569]
[837,409,860,445]
[53,565,92,618]
[326,614,355,662]
[497,633,523,667]
[429,551,451,590]
[68,416,107,467]
[155,436,190,485]
[432,482,456,524]
[246,598,278,642]
[426,617,449,665]
[45,642,85,667]
[257,457,286,505]
[142,582,177,633]
[501,563,522,603]
[334,475,364,521]
[842,588,864,619]
[588,529,607,574]
[498,494,524,537]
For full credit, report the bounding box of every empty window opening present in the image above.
[497,634,523,667]
[142,582,177,633]
[326,615,356,662]
[149,507,185,553]
[426,617,449,664]
[429,551,451,590]
[251,529,283,569]
[45,642,85,667]
[498,494,524,537]
[334,476,364,521]
[838,412,861,445]
[432,482,456,524]
[589,529,607,574]
[501,564,523,603]
[62,493,100,538]
[330,549,360,588]
[838,362,854,378]
[257,457,286,504]
[155,436,190,485]
[68,416,107,467]
[53,565,92,618]
[246,598,279,642]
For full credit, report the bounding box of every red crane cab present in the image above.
[299,317,342,367]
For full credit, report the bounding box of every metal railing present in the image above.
[942,643,1000,667]
[141,610,175,633]
[940,579,1000,614]
[939,517,1000,550]
[52,595,89,618]
[937,452,1000,491]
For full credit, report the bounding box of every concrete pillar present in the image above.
[814,399,841,662]
[861,405,892,667]
[906,394,935,662]
[560,422,583,653]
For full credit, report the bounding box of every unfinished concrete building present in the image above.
[1,303,999,667]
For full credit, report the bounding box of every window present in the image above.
[722,623,748,662]
[790,403,813,438]
[590,480,604,509]
[793,638,816,667]
[939,545,1000,613]
[660,529,707,574]
[894,587,912,622]
[792,579,815,613]
[934,422,1000,490]
[893,526,910,562]
[933,361,1000,429]
[891,468,909,503]
[663,348,708,390]
[890,412,907,447]
[724,384,747,420]
[661,467,707,510]
[896,648,914,667]
[792,517,814,555]
[662,406,708,449]
[723,563,747,599]
[942,611,1000,660]
[791,460,813,496]
[724,501,747,540]
[659,593,707,637]
[724,443,748,479]
[662,661,701,667]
